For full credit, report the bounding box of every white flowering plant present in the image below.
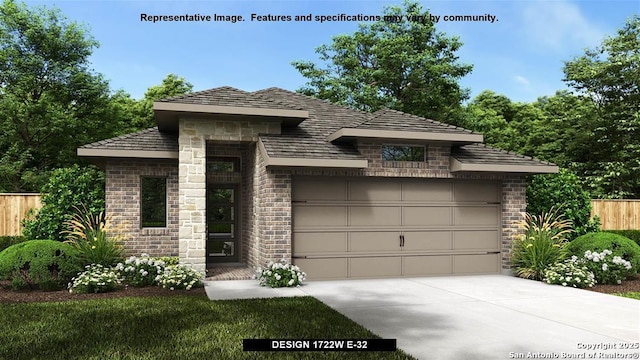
[544,256,596,288]
[255,259,306,288]
[156,264,203,290]
[115,254,165,287]
[582,250,633,285]
[68,264,121,294]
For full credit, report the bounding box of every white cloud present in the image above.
[514,75,531,88]
[520,0,604,51]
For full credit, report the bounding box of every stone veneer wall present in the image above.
[179,118,279,272]
[105,159,179,257]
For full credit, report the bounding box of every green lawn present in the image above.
[615,292,640,300]
[0,295,415,360]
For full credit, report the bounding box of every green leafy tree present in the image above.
[128,74,193,130]
[0,0,115,192]
[22,165,105,241]
[292,0,473,125]
[527,169,599,239]
[563,16,640,198]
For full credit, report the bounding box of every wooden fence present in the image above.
[591,199,640,230]
[0,194,42,236]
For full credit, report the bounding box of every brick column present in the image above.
[501,176,527,274]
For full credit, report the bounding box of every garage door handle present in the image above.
[400,235,405,247]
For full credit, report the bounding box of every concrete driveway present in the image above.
[206,275,640,360]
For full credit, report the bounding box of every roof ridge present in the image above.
[251,90,306,111]
[380,108,477,134]
[255,87,373,118]
[157,86,245,102]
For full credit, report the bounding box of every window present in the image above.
[382,145,426,162]
[141,177,167,228]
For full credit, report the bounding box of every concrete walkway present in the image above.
[205,275,640,360]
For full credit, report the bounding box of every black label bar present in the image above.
[243,339,397,352]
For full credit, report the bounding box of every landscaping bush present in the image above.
[68,264,121,294]
[115,254,165,287]
[567,232,640,273]
[604,230,640,247]
[153,256,179,266]
[156,264,203,290]
[256,259,306,287]
[63,205,124,266]
[582,249,633,285]
[0,240,82,290]
[22,165,105,241]
[0,236,27,252]
[544,256,596,288]
[527,169,600,239]
[510,208,572,280]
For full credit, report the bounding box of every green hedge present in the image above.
[567,232,640,272]
[604,230,640,247]
[0,240,82,291]
[0,236,27,252]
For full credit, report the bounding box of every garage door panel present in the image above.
[404,206,451,226]
[454,206,499,226]
[349,257,401,278]
[293,179,346,201]
[294,232,347,254]
[454,183,500,202]
[402,231,451,251]
[350,232,401,252]
[294,206,346,228]
[294,258,347,280]
[453,254,500,274]
[403,255,452,276]
[350,206,401,226]
[402,182,451,201]
[349,180,401,201]
[454,230,499,251]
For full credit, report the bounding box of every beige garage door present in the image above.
[292,177,501,280]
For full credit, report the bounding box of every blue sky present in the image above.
[33,0,639,103]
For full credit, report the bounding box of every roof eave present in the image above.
[77,148,179,159]
[258,139,367,169]
[450,157,559,174]
[327,128,483,144]
[153,102,308,132]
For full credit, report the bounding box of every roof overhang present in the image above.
[77,148,179,159]
[327,128,483,144]
[154,102,308,132]
[450,157,559,173]
[258,139,368,168]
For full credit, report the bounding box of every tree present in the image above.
[292,0,472,125]
[0,0,114,191]
[128,74,193,130]
[563,16,640,198]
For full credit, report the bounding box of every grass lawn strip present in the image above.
[614,292,640,300]
[0,295,415,360]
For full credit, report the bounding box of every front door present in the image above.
[207,185,239,264]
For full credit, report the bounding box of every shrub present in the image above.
[0,240,82,291]
[153,256,179,266]
[0,236,27,252]
[63,205,124,266]
[582,250,633,285]
[527,169,600,239]
[68,264,121,294]
[115,254,165,287]
[604,230,640,247]
[22,165,105,241]
[544,257,596,288]
[156,264,203,290]
[510,208,571,280]
[256,259,306,288]
[567,232,640,273]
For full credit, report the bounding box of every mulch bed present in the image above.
[1,277,639,304]
[0,281,206,304]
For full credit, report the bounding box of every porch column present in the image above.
[178,119,207,273]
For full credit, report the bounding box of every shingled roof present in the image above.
[78,86,556,172]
